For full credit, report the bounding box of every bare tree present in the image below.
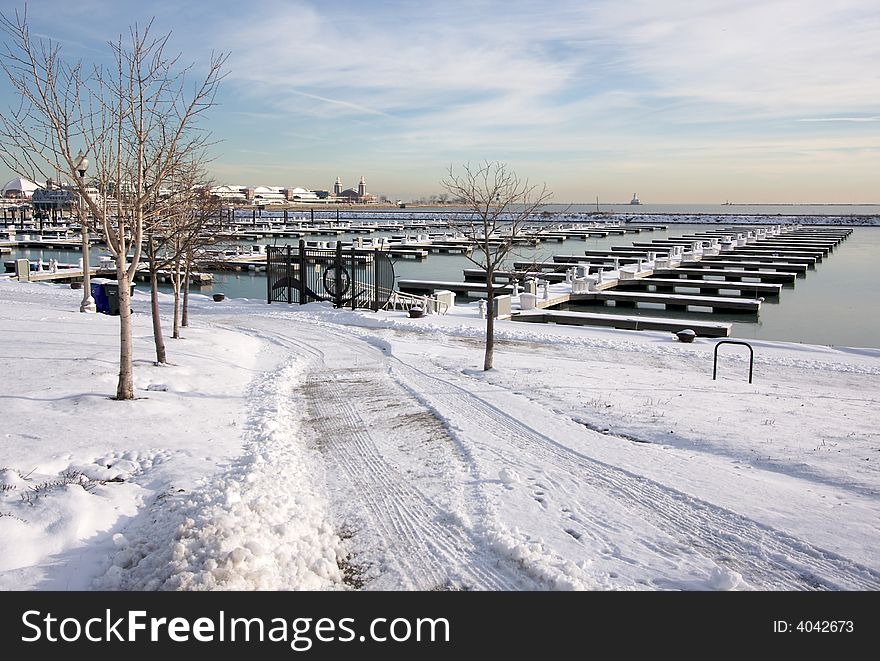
[0,8,226,399]
[142,161,217,361]
[167,179,220,337]
[441,161,551,370]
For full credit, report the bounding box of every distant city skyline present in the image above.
[1,0,878,203]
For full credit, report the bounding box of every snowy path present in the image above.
[223,315,880,590]
[237,322,538,590]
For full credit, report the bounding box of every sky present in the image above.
[0,0,878,203]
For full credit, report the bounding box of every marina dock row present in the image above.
[399,225,852,337]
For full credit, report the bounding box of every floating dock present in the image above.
[651,267,798,283]
[398,279,515,296]
[512,310,732,337]
[611,277,782,297]
[585,290,761,313]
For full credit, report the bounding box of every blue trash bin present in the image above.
[90,280,110,314]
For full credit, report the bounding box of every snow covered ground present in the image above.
[1,279,878,590]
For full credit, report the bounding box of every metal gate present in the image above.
[267,241,396,311]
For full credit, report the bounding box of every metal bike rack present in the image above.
[713,340,754,384]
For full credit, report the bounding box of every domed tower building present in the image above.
[337,176,378,204]
[333,176,342,196]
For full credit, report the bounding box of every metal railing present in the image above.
[385,290,449,315]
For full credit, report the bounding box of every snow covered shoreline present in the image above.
[1,280,878,590]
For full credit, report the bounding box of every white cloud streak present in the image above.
[798,117,880,122]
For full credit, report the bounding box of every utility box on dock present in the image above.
[15,258,30,281]
[494,294,512,318]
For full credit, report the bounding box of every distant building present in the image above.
[206,178,377,205]
[2,177,40,199]
[32,187,77,210]
[209,184,323,204]
[284,187,320,203]
[209,185,248,203]
[336,176,377,204]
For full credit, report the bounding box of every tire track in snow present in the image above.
[302,370,533,590]
[388,359,880,591]
[224,322,535,590]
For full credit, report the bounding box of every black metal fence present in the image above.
[267,241,395,311]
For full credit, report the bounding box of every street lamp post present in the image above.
[76,151,96,313]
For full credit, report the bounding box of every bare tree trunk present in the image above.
[149,268,167,363]
[145,235,167,363]
[182,251,192,328]
[116,268,135,400]
[484,277,495,371]
[172,258,182,339]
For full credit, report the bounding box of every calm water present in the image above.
[294,203,880,217]
[537,203,880,216]
[9,223,880,348]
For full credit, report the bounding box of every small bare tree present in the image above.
[0,8,226,398]
[142,161,217,361]
[441,161,551,370]
[167,178,220,337]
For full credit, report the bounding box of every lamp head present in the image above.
[75,151,89,178]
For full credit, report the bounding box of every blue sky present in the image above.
[2,0,878,202]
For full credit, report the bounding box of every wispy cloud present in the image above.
[286,90,388,117]
[798,117,880,122]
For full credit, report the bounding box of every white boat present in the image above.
[630,193,641,205]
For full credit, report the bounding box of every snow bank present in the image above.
[93,358,347,590]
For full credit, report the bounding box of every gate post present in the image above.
[285,244,292,304]
[373,248,380,312]
[298,239,306,304]
[266,247,272,303]
[351,247,357,311]
[335,241,343,308]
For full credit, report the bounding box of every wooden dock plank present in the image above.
[701,253,817,265]
[653,267,797,283]
[590,290,761,312]
[398,279,514,294]
[611,278,782,296]
[685,260,808,273]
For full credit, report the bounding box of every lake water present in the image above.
[8,222,880,349]
[523,203,880,216]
